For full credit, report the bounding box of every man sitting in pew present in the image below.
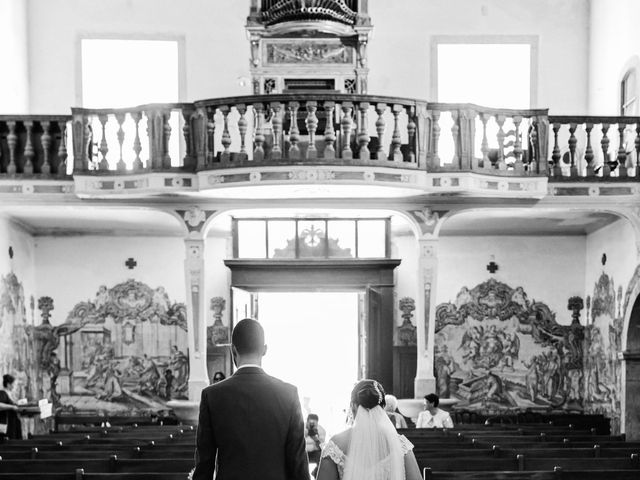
[416,393,454,429]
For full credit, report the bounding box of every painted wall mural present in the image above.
[48,279,189,414]
[0,272,39,402]
[583,272,623,433]
[435,279,585,413]
[1,274,189,415]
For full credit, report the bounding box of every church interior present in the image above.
[2,0,640,476]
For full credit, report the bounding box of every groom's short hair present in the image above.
[232,318,264,354]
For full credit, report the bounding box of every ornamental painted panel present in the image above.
[584,272,624,433]
[265,41,354,64]
[435,279,584,414]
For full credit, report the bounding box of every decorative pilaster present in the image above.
[415,237,439,397]
[184,238,208,400]
[177,206,217,401]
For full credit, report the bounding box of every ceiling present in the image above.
[2,206,623,238]
[439,209,621,236]
[5,206,185,237]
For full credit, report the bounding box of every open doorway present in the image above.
[624,294,640,439]
[255,291,359,437]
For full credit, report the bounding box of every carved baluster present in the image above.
[182,107,194,170]
[552,122,562,177]
[407,106,417,164]
[584,122,594,177]
[617,123,628,177]
[480,113,489,168]
[97,114,109,170]
[601,123,611,177]
[23,121,34,174]
[237,104,248,160]
[322,101,336,159]
[305,101,319,160]
[115,112,126,171]
[528,120,538,173]
[513,116,524,172]
[450,110,460,166]
[431,110,441,166]
[288,101,301,160]
[57,121,68,175]
[340,102,353,160]
[163,111,172,168]
[568,123,577,177]
[253,102,266,162]
[635,123,640,179]
[219,105,231,162]
[270,102,283,160]
[128,111,142,171]
[6,121,17,174]
[206,107,216,165]
[357,102,370,161]
[374,103,387,161]
[41,121,52,175]
[495,114,506,170]
[391,104,403,162]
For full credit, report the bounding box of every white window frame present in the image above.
[430,35,539,108]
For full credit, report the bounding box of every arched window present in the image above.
[621,68,638,115]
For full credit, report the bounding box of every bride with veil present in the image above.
[317,379,422,480]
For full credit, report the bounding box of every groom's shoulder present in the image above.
[264,373,298,395]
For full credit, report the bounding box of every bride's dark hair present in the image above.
[351,379,387,409]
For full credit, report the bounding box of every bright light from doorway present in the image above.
[259,291,359,438]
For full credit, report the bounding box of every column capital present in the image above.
[406,207,449,239]
[176,206,216,236]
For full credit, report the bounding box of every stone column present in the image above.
[185,237,209,401]
[415,237,438,397]
[175,206,217,401]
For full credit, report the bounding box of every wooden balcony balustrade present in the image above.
[0,116,70,176]
[547,115,640,180]
[1,94,640,184]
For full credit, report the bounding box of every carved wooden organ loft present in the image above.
[246,0,372,94]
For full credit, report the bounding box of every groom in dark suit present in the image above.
[193,318,310,480]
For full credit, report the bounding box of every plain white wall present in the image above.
[588,0,640,114]
[0,0,29,112]
[367,0,589,112]
[25,0,589,113]
[27,0,250,113]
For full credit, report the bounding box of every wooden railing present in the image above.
[1,95,640,185]
[547,115,640,180]
[425,103,549,176]
[0,115,71,176]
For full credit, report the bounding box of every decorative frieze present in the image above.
[265,41,354,64]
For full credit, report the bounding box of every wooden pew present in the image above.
[0,457,194,473]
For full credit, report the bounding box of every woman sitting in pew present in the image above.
[0,374,23,439]
[415,393,454,429]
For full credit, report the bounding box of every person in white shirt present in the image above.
[415,393,454,429]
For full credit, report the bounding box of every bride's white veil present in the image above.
[343,382,405,480]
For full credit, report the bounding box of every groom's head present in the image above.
[231,318,266,366]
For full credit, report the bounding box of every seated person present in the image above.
[415,393,453,429]
[305,413,326,476]
[384,394,407,428]
[0,374,23,439]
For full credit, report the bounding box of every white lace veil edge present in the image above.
[343,405,405,480]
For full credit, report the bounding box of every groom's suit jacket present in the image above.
[193,366,309,480]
